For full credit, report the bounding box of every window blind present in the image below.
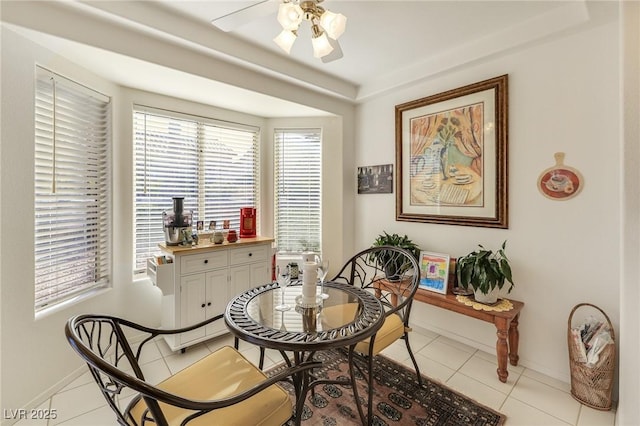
[133,108,259,273]
[274,128,322,253]
[34,67,111,311]
[201,124,258,226]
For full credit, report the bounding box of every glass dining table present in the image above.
[225,280,385,425]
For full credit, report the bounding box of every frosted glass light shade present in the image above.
[312,32,334,58]
[321,36,343,63]
[320,10,346,40]
[273,30,297,54]
[277,3,303,31]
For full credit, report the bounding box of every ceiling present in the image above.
[2,1,611,117]
[158,0,566,85]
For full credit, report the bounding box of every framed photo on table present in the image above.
[395,75,509,228]
[418,251,450,294]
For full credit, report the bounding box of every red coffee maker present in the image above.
[239,207,256,238]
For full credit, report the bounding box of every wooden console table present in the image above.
[374,281,524,383]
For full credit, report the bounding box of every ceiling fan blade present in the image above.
[321,37,343,63]
[211,0,279,32]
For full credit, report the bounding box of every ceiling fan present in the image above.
[211,0,347,63]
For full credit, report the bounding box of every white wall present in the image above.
[0,25,355,414]
[115,88,272,325]
[4,0,636,421]
[354,18,621,386]
[0,27,126,413]
[618,2,640,424]
[265,116,345,272]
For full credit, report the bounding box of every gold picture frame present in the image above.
[395,75,508,228]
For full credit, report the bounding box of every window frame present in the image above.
[33,66,112,313]
[132,106,260,274]
[273,127,322,255]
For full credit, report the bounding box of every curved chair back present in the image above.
[330,245,424,421]
[331,245,420,327]
[66,314,171,425]
[66,314,318,426]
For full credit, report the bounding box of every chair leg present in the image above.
[403,332,423,386]
[366,342,376,425]
[259,347,265,370]
[235,336,265,370]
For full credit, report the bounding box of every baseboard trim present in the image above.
[1,364,87,426]
[1,331,148,426]
[410,322,573,384]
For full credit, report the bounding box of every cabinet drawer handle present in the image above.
[207,302,212,306]
[204,259,208,264]
[248,253,253,257]
[201,303,206,308]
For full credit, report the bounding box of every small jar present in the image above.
[287,262,299,279]
[227,229,238,243]
[213,231,224,244]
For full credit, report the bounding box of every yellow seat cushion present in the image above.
[320,303,360,329]
[355,310,405,356]
[322,303,405,356]
[128,346,291,426]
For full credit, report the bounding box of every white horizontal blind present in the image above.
[34,67,111,311]
[133,111,199,272]
[274,128,321,253]
[201,123,258,229]
[133,108,258,272]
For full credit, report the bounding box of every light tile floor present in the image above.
[16,329,616,425]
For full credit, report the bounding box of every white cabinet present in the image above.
[229,244,271,296]
[180,270,228,345]
[156,237,274,352]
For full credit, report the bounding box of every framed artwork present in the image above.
[196,221,204,231]
[357,164,393,194]
[418,251,450,294]
[538,152,583,201]
[395,75,509,228]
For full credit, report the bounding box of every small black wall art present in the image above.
[357,164,393,194]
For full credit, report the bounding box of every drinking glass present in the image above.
[275,270,291,311]
[317,257,329,299]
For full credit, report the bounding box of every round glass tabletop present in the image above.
[225,281,384,352]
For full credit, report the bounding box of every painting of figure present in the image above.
[409,103,484,207]
[396,75,507,228]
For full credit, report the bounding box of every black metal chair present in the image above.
[65,314,320,426]
[330,245,423,420]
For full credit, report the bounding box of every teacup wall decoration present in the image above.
[538,152,583,200]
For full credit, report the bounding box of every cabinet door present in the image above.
[229,265,252,299]
[250,261,270,287]
[180,274,207,344]
[229,261,270,298]
[205,269,228,336]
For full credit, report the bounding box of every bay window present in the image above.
[133,107,259,273]
[274,128,322,254]
[34,67,111,311]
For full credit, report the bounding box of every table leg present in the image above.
[508,313,520,366]
[293,352,306,425]
[344,346,363,425]
[494,317,509,383]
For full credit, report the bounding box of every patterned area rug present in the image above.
[267,349,506,426]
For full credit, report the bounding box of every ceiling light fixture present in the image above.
[273,0,346,61]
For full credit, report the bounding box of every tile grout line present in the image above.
[28,330,611,426]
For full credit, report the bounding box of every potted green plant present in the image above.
[456,241,514,304]
[370,231,420,280]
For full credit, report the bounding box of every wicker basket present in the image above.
[567,303,616,410]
